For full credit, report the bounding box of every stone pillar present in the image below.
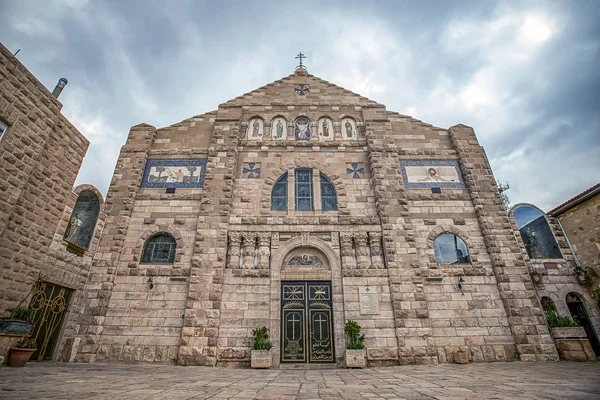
[227,231,242,269]
[369,232,385,269]
[242,232,257,269]
[354,233,370,269]
[257,233,271,269]
[448,124,559,362]
[340,232,354,270]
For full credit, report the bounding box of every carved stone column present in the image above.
[340,232,354,270]
[369,232,385,269]
[354,233,370,269]
[227,231,242,268]
[242,233,256,269]
[257,233,271,269]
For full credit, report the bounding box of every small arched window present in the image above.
[64,189,100,250]
[513,205,562,259]
[271,173,288,211]
[320,173,337,211]
[433,233,470,264]
[142,233,176,264]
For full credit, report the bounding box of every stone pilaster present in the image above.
[354,233,369,269]
[448,124,559,361]
[257,233,271,269]
[242,233,257,269]
[340,232,354,270]
[227,231,242,269]
[369,232,385,269]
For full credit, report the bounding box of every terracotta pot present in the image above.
[8,347,36,367]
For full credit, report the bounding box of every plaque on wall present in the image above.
[140,159,207,189]
[358,286,379,315]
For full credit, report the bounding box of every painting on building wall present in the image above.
[318,118,334,140]
[246,118,264,139]
[400,160,465,189]
[141,159,207,188]
[341,118,357,140]
[271,117,288,140]
[295,117,311,140]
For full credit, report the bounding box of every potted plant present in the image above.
[250,326,273,368]
[344,320,366,368]
[543,302,586,339]
[0,272,45,335]
[8,336,37,367]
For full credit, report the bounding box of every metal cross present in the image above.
[295,52,306,66]
[289,313,300,340]
[314,313,327,340]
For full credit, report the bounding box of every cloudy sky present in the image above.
[1,0,598,211]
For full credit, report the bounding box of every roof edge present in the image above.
[548,182,600,216]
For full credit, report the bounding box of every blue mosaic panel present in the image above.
[400,160,465,189]
[141,159,207,189]
[295,117,311,140]
[242,162,260,179]
[294,84,310,96]
[346,163,365,179]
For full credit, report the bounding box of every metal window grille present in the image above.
[271,172,288,211]
[320,173,338,211]
[142,233,176,264]
[295,169,314,211]
[433,233,470,264]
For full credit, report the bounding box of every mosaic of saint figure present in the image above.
[418,167,448,182]
[295,117,311,140]
[318,118,333,140]
[345,121,353,138]
[65,213,83,242]
[246,118,263,139]
[322,120,330,137]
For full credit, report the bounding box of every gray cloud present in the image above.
[1,0,598,211]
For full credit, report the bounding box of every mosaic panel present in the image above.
[400,160,465,189]
[246,118,264,139]
[242,162,261,179]
[295,117,311,140]
[346,163,365,179]
[271,117,288,140]
[141,159,207,188]
[341,118,357,140]
[318,117,334,140]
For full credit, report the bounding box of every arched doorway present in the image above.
[566,293,600,356]
[271,240,344,366]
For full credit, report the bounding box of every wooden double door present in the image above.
[281,281,335,363]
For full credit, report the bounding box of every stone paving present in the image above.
[0,362,599,399]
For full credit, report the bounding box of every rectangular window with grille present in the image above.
[295,169,314,211]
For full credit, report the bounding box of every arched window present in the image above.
[142,233,176,264]
[433,233,470,264]
[320,173,337,211]
[271,173,288,211]
[64,189,100,250]
[513,205,562,259]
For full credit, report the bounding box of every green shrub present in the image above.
[16,336,37,349]
[344,320,365,350]
[252,326,272,350]
[9,306,35,322]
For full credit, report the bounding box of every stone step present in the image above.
[279,363,338,370]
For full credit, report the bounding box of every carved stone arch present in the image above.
[271,236,340,271]
[337,113,358,122]
[536,290,568,315]
[317,114,335,121]
[260,160,348,214]
[243,114,265,124]
[135,225,184,263]
[426,225,475,254]
[509,202,547,220]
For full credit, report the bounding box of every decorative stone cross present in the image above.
[346,163,365,179]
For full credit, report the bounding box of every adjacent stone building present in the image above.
[0,43,105,363]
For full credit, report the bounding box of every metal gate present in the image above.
[281,281,334,363]
[29,282,73,360]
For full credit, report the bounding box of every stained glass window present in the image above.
[320,173,337,211]
[295,169,314,211]
[142,233,176,264]
[271,172,288,211]
[513,205,562,259]
[433,233,470,264]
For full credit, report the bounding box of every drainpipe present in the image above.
[556,217,580,268]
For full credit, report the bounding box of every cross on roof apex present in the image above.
[295,52,308,75]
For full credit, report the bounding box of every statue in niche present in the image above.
[65,213,83,242]
[275,120,284,139]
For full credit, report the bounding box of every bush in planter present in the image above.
[8,335,37,367]
[251,326,273,350]
[344,320,365,350]
[8,306,35,323]
[542,300,579,328]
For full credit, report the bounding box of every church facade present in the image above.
[4,52,597,366]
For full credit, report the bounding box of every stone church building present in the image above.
[1,44,598,367]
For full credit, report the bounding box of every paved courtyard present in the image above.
[0,361,599,399]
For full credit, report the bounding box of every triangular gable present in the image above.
[220,72,383,107]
